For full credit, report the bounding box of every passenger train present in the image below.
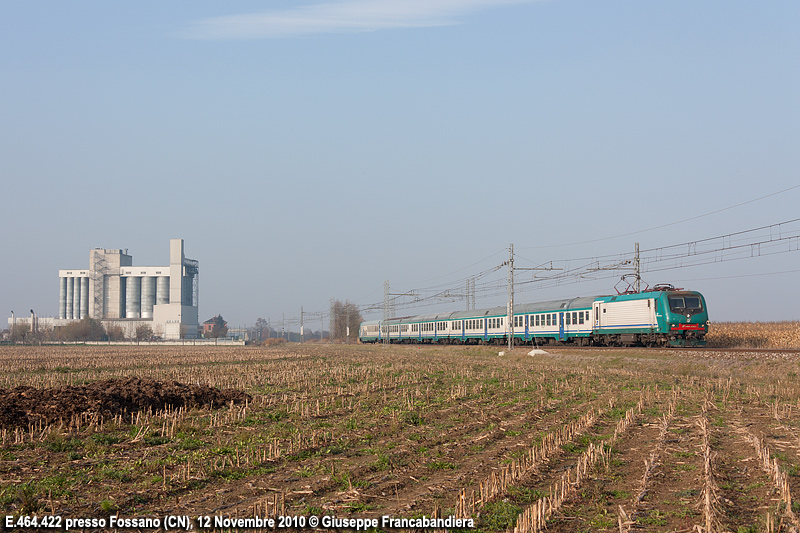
[359,285,708,347]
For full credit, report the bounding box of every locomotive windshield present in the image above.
[668,295,703,316]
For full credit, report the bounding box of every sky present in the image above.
[1,0,799,329]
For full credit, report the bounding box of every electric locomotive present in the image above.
[359,285,708,347]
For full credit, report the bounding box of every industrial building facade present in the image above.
[57,239,199,339]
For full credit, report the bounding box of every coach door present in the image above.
[461,320,465,342]
[524,315,529,341]
[558,313,565,341]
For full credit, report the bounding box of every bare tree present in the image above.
[58,317,105,342]
[330,300,363,342]
[105,324,126,341]
[254,317,272,341]
[135,324,153,341]
[10,323,31,343]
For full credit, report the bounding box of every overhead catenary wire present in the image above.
[356,217,800,319]
[517,183,800,250]
[274,216,800,328]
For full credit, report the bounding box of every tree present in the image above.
[10,323,31,343]
[105,324,126,341]
[59,317,105,342]
[207,315,228,338]
[135,324,153,341]
[254,317,271,342]
[329,300,363,342]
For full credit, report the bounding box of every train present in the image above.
[358,285,708,347]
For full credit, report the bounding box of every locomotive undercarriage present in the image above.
[375,331,704,347]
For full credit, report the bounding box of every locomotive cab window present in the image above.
[669,296,703,316]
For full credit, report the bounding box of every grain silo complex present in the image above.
[57,239,199,339]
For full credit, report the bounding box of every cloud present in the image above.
[178,0,538,39]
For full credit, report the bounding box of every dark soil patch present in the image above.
[0,377,251,428]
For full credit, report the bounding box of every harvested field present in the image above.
[1,344,800,532]
[706,321,800,349]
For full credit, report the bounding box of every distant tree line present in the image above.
[5,317,155,343]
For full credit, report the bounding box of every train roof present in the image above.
[361,296,599,327]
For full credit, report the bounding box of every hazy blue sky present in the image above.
[2,1,798,329]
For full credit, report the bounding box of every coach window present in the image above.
[566,314,571,325]
[579,313,584,325]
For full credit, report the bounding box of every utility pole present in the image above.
[329,298,335,343]
[511,252,563,350]
[470,277,476,310]
[383,280,390,346]
[507,244,514,352]
[300,306,304,344]
[634,242,641,293]
[382,280,419,346]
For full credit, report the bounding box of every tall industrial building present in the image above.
[58,239,198,339]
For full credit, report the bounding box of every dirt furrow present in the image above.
[619,400,705,531]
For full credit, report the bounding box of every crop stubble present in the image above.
[1,344,800,532]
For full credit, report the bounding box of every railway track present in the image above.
[540,345,800,355]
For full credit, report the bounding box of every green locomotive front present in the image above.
[658,289,709,346]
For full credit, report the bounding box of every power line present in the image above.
[360,217,800,318]
[518,183,800,250]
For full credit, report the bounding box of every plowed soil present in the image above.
[0,378,250,428]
